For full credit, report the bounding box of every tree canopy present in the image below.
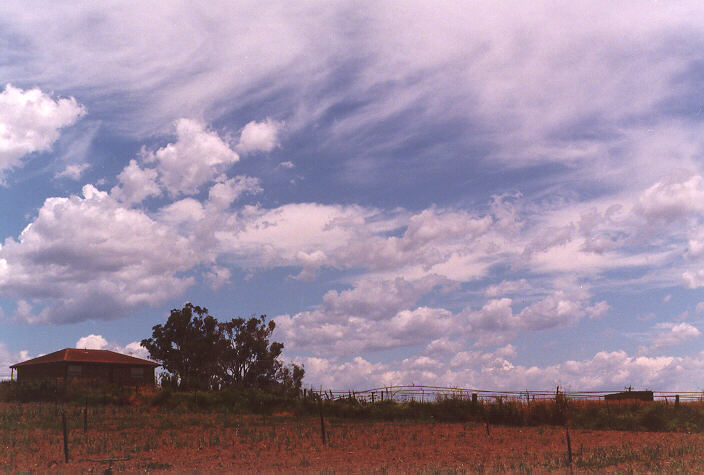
[141,303,304,391]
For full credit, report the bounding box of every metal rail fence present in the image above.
[309,384,704,403]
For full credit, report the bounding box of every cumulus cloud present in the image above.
[215,202,392,275]
[9,3,704,386]
[110,159,160,205]
[634,174,704,224]
[275,275,454,355]
[75,334,108,349]
[0,185,196,323]
[146,119,239,196]
[276,275,607,354]
[207,175,262,210]
[111,120,245,203]
[0,342,29,380]
[484,279,530,298]
[204,265,232,290]
[237,118,282,154]
[215,201,522,285]
[75,334,149,359]
[275,294,462,355]
[682,269,704,289]
[696,302,704,316]
[0,84,84,176]
[651,322,701,349]
[55,163,89,180]
[464,288,608,346]
[300,348,704,391]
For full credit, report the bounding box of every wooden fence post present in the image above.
[565,424,573,469]
[318,397,327,446]
[62,410,69,463]
[675,394,680,408]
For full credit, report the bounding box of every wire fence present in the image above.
[308,384,704,403]
[1,376,701,403]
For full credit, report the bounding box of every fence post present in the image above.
[565,424,573,469]
[675,394,680,408]
[318,397,327,446]
[484,399,491,436]
[472,393,478,405]
[62,410,69,463]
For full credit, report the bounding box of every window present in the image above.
[130,367,144,378]
[67,365,82,377]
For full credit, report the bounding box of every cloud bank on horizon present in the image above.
[2,1,704,390]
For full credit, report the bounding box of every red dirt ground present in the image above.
[2,405,703,472]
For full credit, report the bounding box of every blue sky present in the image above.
[2,1,704,390]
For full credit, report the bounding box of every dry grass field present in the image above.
[2,402,704,472]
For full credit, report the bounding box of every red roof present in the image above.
[10,348,159,368]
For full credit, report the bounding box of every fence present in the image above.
[309,384,704,403]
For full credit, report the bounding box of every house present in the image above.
[9,348,159,386]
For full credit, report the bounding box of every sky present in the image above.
[2,1,704,391]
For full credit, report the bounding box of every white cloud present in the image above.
[111,121,251,205]
[204,265,231,290]
[75,334,149,359]
[683,269,704,289]
[520,291,608,330]
[651,322,701,349]
[0,185,196,323]
[75,334,108,349]
[157,198,206,226]
[55,163,89,180]
[123,341,150,359]
[484,279,530,298]
[216,202,392,274]
[0,84,84,176]
[300,348,704,392]
[696,302,704,316]
[0,342,29,380]
[207,175,261,210]
[634,174,704,223]
[275,275,455,355]
[277,275,607,354]
[237,118,282,154]
[463,287,608,345]
[146,119,239,196]
[1,1,696,182]
[686,227,704,259]
[110,159,160,205]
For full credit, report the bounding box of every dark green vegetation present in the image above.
[305,394,704,433]
[141,302,304,391]
[1,380,702,433]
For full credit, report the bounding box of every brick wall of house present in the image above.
[17,363,155,386]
